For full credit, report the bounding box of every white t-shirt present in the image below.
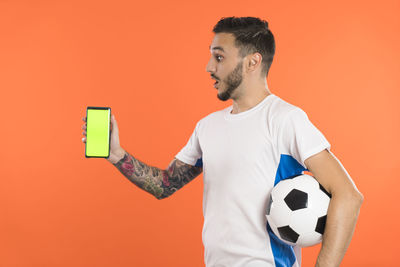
[175,93,331,267]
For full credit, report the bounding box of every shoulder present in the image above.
[267,95,304,126]
[265,95,311,143]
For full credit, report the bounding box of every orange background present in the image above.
[1,0,399,266]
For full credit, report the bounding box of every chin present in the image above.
[217,91,230,101]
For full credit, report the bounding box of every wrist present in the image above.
[107,147,126,164]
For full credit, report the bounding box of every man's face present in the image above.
[206,33,244,101]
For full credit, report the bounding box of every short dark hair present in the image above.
[213,16,275,77]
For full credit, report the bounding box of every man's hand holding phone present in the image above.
[82,114,126,164]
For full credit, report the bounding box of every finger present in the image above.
[110,114,114,130]
[111,114,117,129]
[82,137,86,143]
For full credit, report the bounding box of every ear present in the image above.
[246,52,262,73]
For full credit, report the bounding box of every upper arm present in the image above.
[158,158,203,199]
[304,149,363,200]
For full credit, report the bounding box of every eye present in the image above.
[215,55,223,62]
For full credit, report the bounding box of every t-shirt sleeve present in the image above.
[278,107,331,169]
[175,121,203,167]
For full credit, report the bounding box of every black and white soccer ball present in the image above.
[266,174,331,247]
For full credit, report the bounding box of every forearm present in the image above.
[106,147,169,199]
[316,193,363,267]
[106,147,202,200]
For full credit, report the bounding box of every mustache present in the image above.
[211,74,220,81]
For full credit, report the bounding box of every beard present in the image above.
[217,60,243,101]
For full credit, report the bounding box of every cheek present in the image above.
[217,70,226,81]
[220,73,228,82]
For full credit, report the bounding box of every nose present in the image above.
[206,56,216,73]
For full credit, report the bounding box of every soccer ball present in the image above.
[266,174,331,247]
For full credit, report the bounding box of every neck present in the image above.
[231,79,272,114]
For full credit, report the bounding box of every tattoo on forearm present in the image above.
[112,152,202,199]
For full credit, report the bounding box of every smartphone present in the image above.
[85,106,111,158]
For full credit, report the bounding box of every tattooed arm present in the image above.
[107,147,202,200]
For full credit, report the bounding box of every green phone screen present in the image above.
[85,107,111,158]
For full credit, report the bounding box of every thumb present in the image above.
[111,114,118,131]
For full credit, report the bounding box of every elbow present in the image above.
[352,192,364,214]
[350,187,364,205]
[355,191,364,205]
[155,192,172,200]
[345,190,364,207]
[332,188,364,207]
[155,194,165,200]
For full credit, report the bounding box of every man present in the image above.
[81,17,363,267]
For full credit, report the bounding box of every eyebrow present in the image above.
[209,45,225,53]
